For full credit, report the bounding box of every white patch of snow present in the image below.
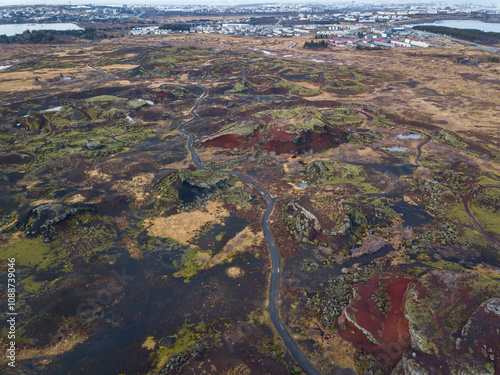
[41,106,62,112]
[126,116,133,122]
[0,65,12,71]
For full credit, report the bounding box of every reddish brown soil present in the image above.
[203,133,254,149]
[336,272,414,368]
[204,129,341,155]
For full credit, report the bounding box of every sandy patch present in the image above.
[144,200,229,244]
[100,64,139,73]
[86,169,112,182]
[113,173,154,201]
[162,158,191,170]
[66,194,86,204]
[31,199,57,206]
[226,266,244,278]
[118,233,143,260]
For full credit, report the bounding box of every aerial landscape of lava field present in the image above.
[0,3,499,375]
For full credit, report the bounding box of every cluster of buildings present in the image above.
[0,5,134,24]
[130,21,432,49]
[0,2,497,26]
[329,27,430,49]
[330,36,429,49]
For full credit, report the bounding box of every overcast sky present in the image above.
[1,0,498,6]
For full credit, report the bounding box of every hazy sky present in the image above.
[0,0,500,7]
[1,0,498,6]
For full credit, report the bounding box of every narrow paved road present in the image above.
[180,84,323,375]
[462,194,500,251]
[414,134,431,166]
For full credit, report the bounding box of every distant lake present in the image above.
[410,20,500,33]
[0,23,83,36]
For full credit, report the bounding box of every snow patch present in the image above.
[261,50,276,56]
[41,106,62,112]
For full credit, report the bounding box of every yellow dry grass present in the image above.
[66,194,86,204]
[85,169,112,182]
[119,234,144,260]
[226,266,245,278]
[144,200,229,244]
[30,199,57,206]
[113,173,155,202]
[0,65,95,92]
[142,336,156,351]
[99,64,139,73]
[207,226,264,267]
[16,330,90,362]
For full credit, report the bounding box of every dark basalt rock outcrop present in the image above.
[17,202,96,238]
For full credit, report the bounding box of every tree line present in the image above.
[0,28,108,44]
[159,24,191,31]
[413,25,500,46]
[303,40,329,49]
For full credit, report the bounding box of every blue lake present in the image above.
[410,20,500,33]
[0,23,83,36]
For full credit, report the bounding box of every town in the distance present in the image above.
[0,1,499,375]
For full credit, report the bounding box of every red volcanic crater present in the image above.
[202,108,346,154]
[336,272,414,368]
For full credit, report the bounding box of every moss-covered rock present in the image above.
[403,270,500,373]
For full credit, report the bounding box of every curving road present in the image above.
[414,133,431,167]
[179,84,323,375]
[462,193,500,251]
